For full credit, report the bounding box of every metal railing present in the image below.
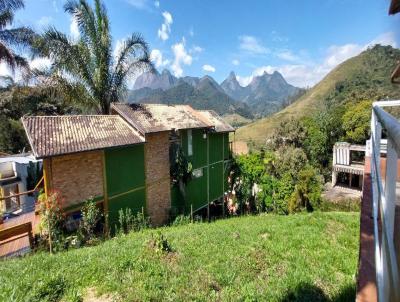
[370,100,400,302]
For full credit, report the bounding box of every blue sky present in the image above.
[11,0,400,87]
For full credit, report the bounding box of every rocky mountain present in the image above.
[129,68,302,119]
[221,71,302,117]
[133,69,177,90]
[128,79,254,119]
[220,71,248,101]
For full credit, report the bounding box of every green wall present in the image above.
[181,129,207,168]
[175,129,231,213]
[105,145,146,228]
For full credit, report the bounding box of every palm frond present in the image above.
[0,0,24,12]
[0,27,37,49]
[39,27,96,95]
[0,41,15,71]
[0,9,13,29]
[112,33,153,89]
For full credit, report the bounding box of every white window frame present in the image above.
[187,129,193,156]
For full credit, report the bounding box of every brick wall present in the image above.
[144,132,171,226]
[48,151,104,209]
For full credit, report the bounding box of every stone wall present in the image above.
[47,151,104,209]
[144,132,171,226]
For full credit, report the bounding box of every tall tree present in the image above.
[35,0,153,114]
[0,0,35,74]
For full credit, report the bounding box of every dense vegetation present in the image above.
[0,212,359,301]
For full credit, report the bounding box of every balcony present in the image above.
[357,100,400,302]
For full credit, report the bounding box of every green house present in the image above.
[112,103,234,217]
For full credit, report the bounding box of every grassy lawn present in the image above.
[0,211,359,302]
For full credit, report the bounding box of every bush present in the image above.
[117,208,150,234]
[288,165,323,213]
[79,198,103,242]
[172,214,191,226]
[147,232,173,254]
[38,190,65,253]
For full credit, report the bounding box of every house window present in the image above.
[188,129,193,156]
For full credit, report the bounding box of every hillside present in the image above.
[235,45,400,148]
[1,212,358,301]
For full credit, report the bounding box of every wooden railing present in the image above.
[0,222,34,248]
[370,100,400,301]
[0,176,44,201]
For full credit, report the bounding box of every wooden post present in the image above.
[190,204,193,223]
[348,173,353,188]
[222,196,225,218]
[48,218,52,254]
[207,202,210,222]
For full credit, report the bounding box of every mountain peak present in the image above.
[228,71,236,79]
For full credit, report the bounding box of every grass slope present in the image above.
[0,212,359,301]
[235,45,400,148]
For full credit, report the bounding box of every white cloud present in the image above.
[366,31,397,48]
[270,30,289,43]
[239,35,269,55]
[37,16,53,27]
[126,0,149,9]
[232,59,240,66]
[171,39,192,77]
[70,17,79,40]
[158,11,173,41]
[150,49,169,68]
[276,50,299,62]
[52,0,59,13]
[191,45,203,53]
[154,0,160,8]
[202,64,215,73]
[236,32,398,88]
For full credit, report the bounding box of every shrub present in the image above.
[79,198,103,242]
[117,208,150,234]
[288,165,323,213]
[38,190,65,253]
[147,232,173,254]
[172,214,191,226]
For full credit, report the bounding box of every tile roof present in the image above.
[111,103,211,134]
[22,115,144,158]
[197,110,235,133]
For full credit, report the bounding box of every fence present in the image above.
[370,100,400,301]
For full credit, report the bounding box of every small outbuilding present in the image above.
[22,115,146,228]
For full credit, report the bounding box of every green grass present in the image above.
[0,212,359,302]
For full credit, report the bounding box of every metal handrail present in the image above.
[370,100,400,302]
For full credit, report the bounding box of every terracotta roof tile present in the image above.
[197,110,235,133]
[111,103,210,134]
[22,115,144,158]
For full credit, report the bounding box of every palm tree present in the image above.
[0,0,36,74]
[35,0,153,114]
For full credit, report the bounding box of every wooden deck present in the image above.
[0,212,39,258]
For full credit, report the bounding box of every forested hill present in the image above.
[235,45,400,148]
